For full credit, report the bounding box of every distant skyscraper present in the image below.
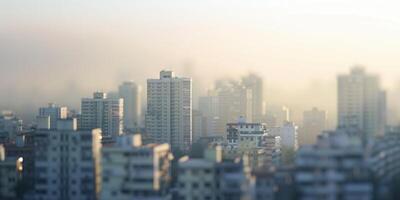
[145,70,192,151]
[118,81,141,130]
[269,121,298,150]
[80,92,124,138]
[199,93,224,136]
[192,110,206,142]
[215,80,252,134]
[300,107,327,145]
[199,94,219,119]
[38,103,68,129]
[265,105,290,127]
[242,74,264,123]
[338,67,386,137]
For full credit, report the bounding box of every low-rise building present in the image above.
[178,147,252,200]
[223,120,281,169]
[295,130,373,200]
[101,134,173,200]
[34,119,102,200]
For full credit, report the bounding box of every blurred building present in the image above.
[265,106,290,127]
[367,130,400,198]
[269,122,298,151]
[3,130,36,197]
[145,70,192,151]
[242,74,264,123]
[295,130,373,200]
[198,94,224,137]
[177,147,252,200]
[0,144,22,199]
[38,103,68,130]
[119,81,141,130]
[101,134,172,200]
[215,80,253,132]
[251,166,296,200]
[299,107,327,145]
[0,111,23,142]
[192,110,206,142]
[34,119,102,200]
[338,67,386,138]
[80,92,124,138]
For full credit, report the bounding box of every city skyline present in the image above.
[2,1,400,200]
[3,1,400,127]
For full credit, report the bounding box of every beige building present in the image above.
[101,134,173,200]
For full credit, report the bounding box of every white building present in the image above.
[80,92,124,138]
[338,67,386,138]
[38,103,68,129]
[119,81,141,130]
[101,134,172,200]
[145,70,192,151]
[34,120,102,200]
[295,130,373,200]
[224,119,281,168]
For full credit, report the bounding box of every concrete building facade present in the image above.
[145,70,192,151]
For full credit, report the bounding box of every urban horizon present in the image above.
[2,1,400,200]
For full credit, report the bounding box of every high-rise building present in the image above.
[145,70,192,151]
[118,81,141,130]
[101,134,172,200]
[242,73,264,123]
[338,67,386,138]
[215,80,252,134]
[299,107,327,145]
[199,94,224,136]
[80,92,124,138]
[34,119,102,200]
[192,110,206,142]
[38,103,68,129]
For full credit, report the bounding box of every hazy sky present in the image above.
[1,0,400,124]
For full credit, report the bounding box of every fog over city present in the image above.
[2,0,400,126]
[3,1,400,200]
